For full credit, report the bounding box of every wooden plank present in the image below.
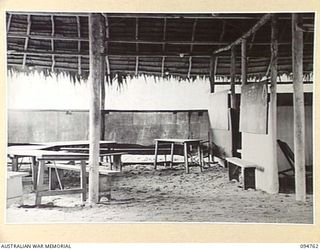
[269,14,279,194]
[292,13,306,202]
[88,13,105,204]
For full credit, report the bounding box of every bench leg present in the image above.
[243,168,256,190]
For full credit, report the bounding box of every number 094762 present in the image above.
[300,244,319,249]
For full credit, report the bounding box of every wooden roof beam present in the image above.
[188,18,197,78]
[6,12,314,20]
[212,13,272,55]
[102,14,111,80]
[9,32,305,46]
[51,15,55,71]
[135,17,139,75]
[7,13,12,33]
[214,20,226,77]
[76,15,82,75]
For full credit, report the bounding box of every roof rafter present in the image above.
[22,14,31,68]
[51,15,55,71]
[213,13,272,55]
[188,18,197,78]
[161,18,167,77]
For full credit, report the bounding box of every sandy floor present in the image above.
[6,162,313,224]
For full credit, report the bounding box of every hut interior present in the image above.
[6,12,314,206]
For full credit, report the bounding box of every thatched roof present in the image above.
[6,12,314,83]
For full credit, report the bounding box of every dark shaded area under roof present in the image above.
[6,12,315,83]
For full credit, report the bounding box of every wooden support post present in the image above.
[209,56,215,93]
[292,13,306,202]
[88,13,105,204]
[241,38,247,86]
[100,78,106,141]
[230,45,237,109]
[269,14,279,194]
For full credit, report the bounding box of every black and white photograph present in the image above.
[5,11,315,225]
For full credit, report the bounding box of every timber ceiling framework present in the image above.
[6,12,315,82]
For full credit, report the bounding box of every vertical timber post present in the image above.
[88,13,106,204]
[230,45,237,109]
[209,56,215,93]
[270,14,279,194]
[292,13,306,202]
[241,38,247,86]
[100,76,106,141]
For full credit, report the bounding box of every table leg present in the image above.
[113,154,122,171]
[170,143,174,168]
[154,141,159,170]
[80,160,87,202]
[35,160,46,205]
[31,158,38,191]
[197,143,203,172]
[184,142,189,174]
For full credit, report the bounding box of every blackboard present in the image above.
[208,90,229,130]
[240,82,268,134]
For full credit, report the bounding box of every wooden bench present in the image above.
[58,149,125,171]
[225,157,264,190]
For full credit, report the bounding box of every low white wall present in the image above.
[242,105,278,193]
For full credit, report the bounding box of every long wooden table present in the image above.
[7,140,117,171]
[7,140,118,189]
[154,138,204,173]
[7,141,122,205]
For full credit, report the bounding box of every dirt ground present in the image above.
[6,160,313,224]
